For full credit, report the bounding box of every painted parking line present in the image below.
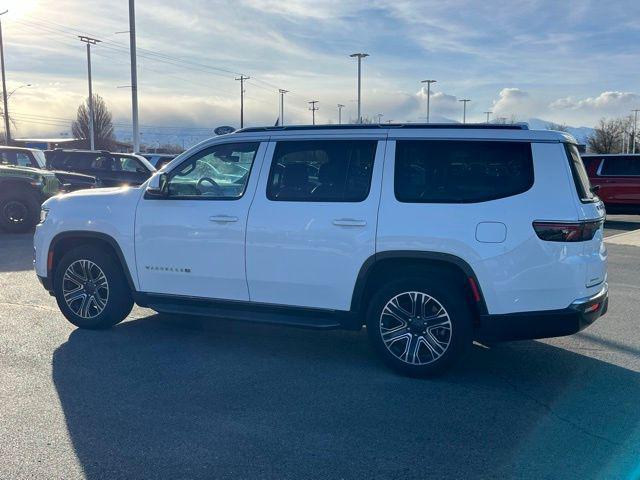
[605,229,640,246]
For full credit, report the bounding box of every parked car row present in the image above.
[0,146,156,232]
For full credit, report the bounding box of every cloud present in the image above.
[550,91,639,114]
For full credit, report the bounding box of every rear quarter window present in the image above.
[394,140,534,203]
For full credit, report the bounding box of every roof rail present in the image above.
[236,123,530,133]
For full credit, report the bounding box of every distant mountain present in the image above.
[526,118,593,144]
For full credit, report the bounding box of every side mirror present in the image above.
[145,173,168,198]
[590,184,601,194]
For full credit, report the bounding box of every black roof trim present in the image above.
[236,123,529,133]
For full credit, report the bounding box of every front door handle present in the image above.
[332,218,367,227]
[209,215,239,223]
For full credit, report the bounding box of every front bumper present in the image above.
[476,283,608,341]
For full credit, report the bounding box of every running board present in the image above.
[141,293,346,330]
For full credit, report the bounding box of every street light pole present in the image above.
[350,53,368,123]
[483,111,492,123]
[128,0,140,153]
[376,113,383,124]
[79,35,101,150]
[632,109,640,154]
[235,75,250,128]
[421,79,436,123]
[337,104,344,124]
[308,100,319,125]
[459,99,470,124]
[0,10,11,145]
[278,89,288,125]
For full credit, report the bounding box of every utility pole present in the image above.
[79,35,101,150]
[337,104,345,124]
[235,75,250,128]
[376,113,383,124]
[308,100,319,125]
[350,53,368,123]
[421,79,436,123]
[459,99,470,124]
[632,109,640,154]
[278,89,288,125]
[483,111,492,123]
[128,0,140,153]
[0,10,10,145]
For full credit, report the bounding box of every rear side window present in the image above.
[565,144,595,202]
[51,153,95,171]
[600,156,640,176]
[267,140,377,202]
[394,140,534,203]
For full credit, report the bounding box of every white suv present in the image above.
[34,124,608,376]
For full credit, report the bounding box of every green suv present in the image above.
[0,163,60,233]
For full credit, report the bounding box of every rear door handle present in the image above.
[332,218,367,227]
[209,215,238,223]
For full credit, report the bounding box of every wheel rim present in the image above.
[379,291,452,366]
[3,200,28,224]
[62,260,110,319]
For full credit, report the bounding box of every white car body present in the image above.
[35,124,608,345]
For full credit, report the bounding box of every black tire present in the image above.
[366,277,473,377]
[53,245,133,329]
[0,190,40,233]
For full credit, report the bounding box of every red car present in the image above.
[581,154,640,214]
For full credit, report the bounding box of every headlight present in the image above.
[39,207,49,223]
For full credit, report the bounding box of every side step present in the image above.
[143,294,344,330]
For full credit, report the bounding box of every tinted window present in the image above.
[51,153,96,171]
[600,156,640,176]
[166,142,258,199]
[395,140,534,203]
[267,140,376,202]
[565,144,595,202]
[0,151,36,168]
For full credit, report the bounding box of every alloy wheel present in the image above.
[62,259,110,319]
[379,291,452,365]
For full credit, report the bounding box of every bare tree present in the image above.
[71,94,115,150]
[587,118,632,154]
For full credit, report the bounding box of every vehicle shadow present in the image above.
[0,233,36,272]
[52,314,640,480]
[604,218,640,233]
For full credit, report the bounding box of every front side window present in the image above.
[267,140,377,202]
[394,140,534,203]
[600,156,640,176]
[166,142,259,199]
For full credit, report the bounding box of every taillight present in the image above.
[533,220,603,242]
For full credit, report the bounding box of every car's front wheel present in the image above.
[54,245,133,329]
[366,278,472,376]
[0,191,40,233]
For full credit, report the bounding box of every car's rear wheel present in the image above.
[366,277,472,376]
[0,191,40,233]
[54,245,133,329]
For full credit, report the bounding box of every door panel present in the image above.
[135,141,267,300]
[246,138,385,311]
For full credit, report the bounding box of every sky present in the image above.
[1,0,640,144]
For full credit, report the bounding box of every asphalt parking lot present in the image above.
[1,216,640,480]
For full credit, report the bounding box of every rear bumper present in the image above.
[476,283,608,341]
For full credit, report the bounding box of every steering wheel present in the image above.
[196,177,223,195]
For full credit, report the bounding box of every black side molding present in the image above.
[138,292,362,331]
